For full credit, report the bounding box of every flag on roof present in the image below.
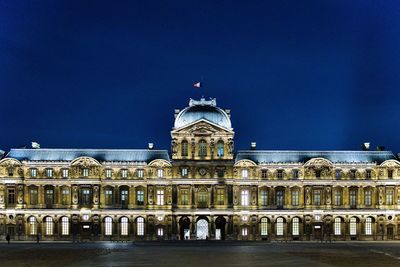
[193,82,201,88]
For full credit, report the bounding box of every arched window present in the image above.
[365,217,372,235]
[198,140,207,157]
[276,218,284,236]
[104,217,113,236]
[217,141,224,157]
[137,217,145,236]
[61,217,69,235]
[334,217,341,235]
[260,218,268,236]
[350,217,357,235]
[181,140,189,157]
[121,217,129,236]
[292,218,299,236]
[45,217,53,236]
[29,217,37,235]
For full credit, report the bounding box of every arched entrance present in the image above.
[179,216,191,240]
[196,217,209,240]
[215,216,226,240]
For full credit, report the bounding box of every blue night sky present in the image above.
[0,0,400,153]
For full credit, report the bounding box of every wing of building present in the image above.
[1,98,400,241]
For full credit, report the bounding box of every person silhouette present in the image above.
[6,233,10,244]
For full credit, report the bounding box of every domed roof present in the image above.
[174,98,232,129]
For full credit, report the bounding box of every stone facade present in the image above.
[0,98,399,241]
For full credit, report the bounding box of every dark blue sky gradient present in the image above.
[1,0,400,153]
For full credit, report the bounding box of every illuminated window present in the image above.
[62,188,70,205]
[46,168,53,178]
[334,190,342,206]
[137,217,144,236]
[386,190,393,205]
[29,217,37,235]
[121,217,128,236]
[121,169,128,178]
[181,189,189,205]
[105,189,113,205]
[30,168,37,177]
[241,190,249,206]
[157,169,163,178]
[136,190,144,205]
[260,218,268,235]
[365,217,372,235]
[261,169,268,179]
[83,168,89,177]
[120,189,129,206]
[157,190,164,205]
[313,190,321,206]
[105,169,112,178]
[350,217,357,235]
[181,167,188,177]
[276,218,284,236]
[334,218,341,235]
[157,228,164,236]
[62,169,69,178]
[291,190,299,206]
[216,189,224,205]
[364,190,372,206]
[198,140,207,157]
[61,217,69,235]
[242,169,248,179]
[261,190,268,206]
[181,140,189,157]
[292,218,299,236]
[137,169,144,178]
[217,141,224,157]
[45,217,53,236]
[104,217,113,236]
[242,227,248,236]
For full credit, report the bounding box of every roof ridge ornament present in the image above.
[189,97,216,107]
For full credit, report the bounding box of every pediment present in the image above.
[172,119,233,136]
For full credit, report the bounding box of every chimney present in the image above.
[148,143,154,150]
[250,142,256,150]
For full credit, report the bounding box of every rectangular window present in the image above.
[241,190,249,206]
[261,169,268,179]
[364,190,372,206]
[120,190,129,206]
[276,219,284,236]
[157,169,163,178]
[260,219,268,235]
[137,218,144,236]
[350,170,356,179]
[83,168,89,177]
[181,168,188,177]
[291,190,299,206]
[386,190,393,205]
[30,188,38,205]
[350,190,357,208]
[62,169,69,178]
[62,189,70,205]
[46,169,53,178]
[30,169,37,177]
[61,217,69,235]
[216,189,224,205]
[335,170,341,180]
[313,190,321,206]
[105,169,112,178]
[293,169,299,179]
[157,190,164,205]
[121,169,128,178]
[260,190,268,206]
[81,188,91,205]
[45,189,54,206]
[242,169,248,179]
[7,188,15,204]
[388,170,393,179]
[277,170,283,179]
[350,218,357,235]
[137,169,144,178]
[181,189,189,205]
[276,190,284,208]
[334,190,342,206]
[365,218,372,235]
[136,190,144,205]
[105,189,113,205]
[366,170,371,179]
[157,228,164,236]
[292,218,299,236]
[241,227,248,236]
[334,218,341,235]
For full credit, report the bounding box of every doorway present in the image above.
[196,219,208,240]
[179,216,191,240]
[215,216,226,240]
[387,225,394,240]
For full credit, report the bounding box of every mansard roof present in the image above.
[235,150,397,165]
[6,148,170,163]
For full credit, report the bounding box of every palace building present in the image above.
[1,98,400,241]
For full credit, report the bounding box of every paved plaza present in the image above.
[1,241,400,267]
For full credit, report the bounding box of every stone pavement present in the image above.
[1,241,400,266]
